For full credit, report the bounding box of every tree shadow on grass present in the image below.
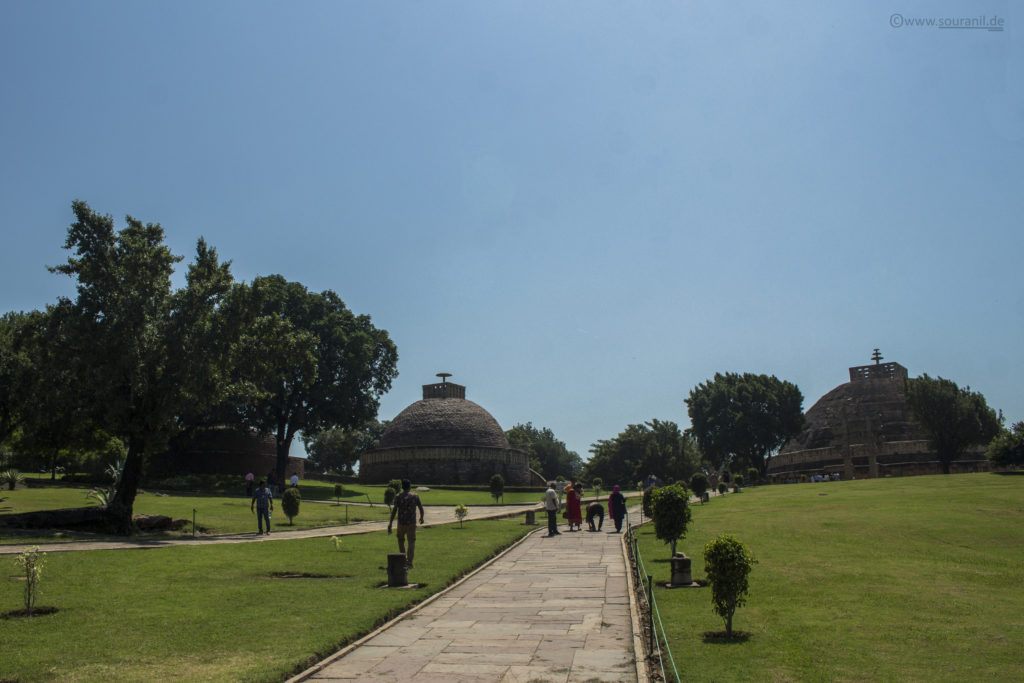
[3,606,59,619]
[702,630,751,644]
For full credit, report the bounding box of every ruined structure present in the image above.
[153,427,306,480]
[360,374,537,486]
[768,351,988,480]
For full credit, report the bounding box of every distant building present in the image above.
[154,427,305,480]
[768,351,988,480]
[360,374,540,486]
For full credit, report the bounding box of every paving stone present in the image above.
[295,507,642,683]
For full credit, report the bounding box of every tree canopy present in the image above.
[905,374,1000,474]
[301,420,387,475]
[582,419,701,487]
[686,372,804,477]
[47,201,235,533]
[225,275,398,482]
[505,422,582,480]
[987,421,1024,469]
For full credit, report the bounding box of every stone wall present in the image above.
[768,440,988,480]
[360,446,532,485]
[151,428,306,479]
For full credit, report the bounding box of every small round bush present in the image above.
[281,487,301,524]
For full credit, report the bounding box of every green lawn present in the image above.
[0,488,394,541]
[0,518,534,682]
[634,473,1024,682]
[1,483,630,543]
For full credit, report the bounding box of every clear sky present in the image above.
[1,1,1021,460]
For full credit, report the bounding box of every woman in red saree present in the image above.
[564,481,584,531]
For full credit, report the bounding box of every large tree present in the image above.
[49,201,235,533]
[987,421,1024,469]
[905,374,1000,474]
[505,422,582,480]
[582,419,701,486]
[302,419,387,475]
[0,311,39,449]
[686,372,804,477]
[226,275,398,482]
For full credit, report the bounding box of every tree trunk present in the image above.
[726,611,733,638]
[105,437,144,535]
[275,430,293,485]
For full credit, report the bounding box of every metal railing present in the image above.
[626,509,681,683]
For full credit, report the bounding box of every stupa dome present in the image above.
[360,374,538,486]
[381,396,511,449]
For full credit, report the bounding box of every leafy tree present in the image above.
[0,312,34,448]
[225,275,398,483]
[384,479,401,508]
[302,420,387,475]
[987,421,1024,469]
[689,472,709,502]
[489,473,504,502]
[703,534,757,638]
[686,372,804,478]
[905,375,1001,474]
[47,202,235,534]
[650,483,692,555]
[642,487,654,518]
[583,420,701,487]
[454,503,469,528]
[281,487,301,524]
[506,422,582,480]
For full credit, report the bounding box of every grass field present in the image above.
[0,518,534,682]
[0,482,628,543]
[634,473,1024,682]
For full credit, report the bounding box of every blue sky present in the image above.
[1,1,1021,460]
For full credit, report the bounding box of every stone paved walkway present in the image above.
[294,520,645,683]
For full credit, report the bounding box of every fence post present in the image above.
[647,574,654,653]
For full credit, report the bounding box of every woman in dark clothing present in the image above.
[608,484,627,532]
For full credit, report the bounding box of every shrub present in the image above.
[703,534,757,638]
[454,503,469,528]
[650,484,692,556]
[383,487,396,508]
[717,482,728,495]
[732,474,744,491]
[281,487,301,525]
[642,487,655,518]
[689,472,709,503]
[591,477,603,498]
[746,467,760,485]
[3,469,25,491]
[16,546,46,616]
[387,478,402,493]
[489,474,504,502]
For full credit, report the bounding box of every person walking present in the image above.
[608,484,627,533]
[251,480,274,535]
[244,472,254,498]
[543,481,561,536]
[388,479,425,569]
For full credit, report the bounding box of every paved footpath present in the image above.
[294,521,645,683]
[0,504,539,555]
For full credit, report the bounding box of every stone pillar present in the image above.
[670,554,692,586]
[524,510,536,525]
[387,554,408,587]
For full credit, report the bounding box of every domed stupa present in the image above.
[360,374,536,485]
[768,350,989,480]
